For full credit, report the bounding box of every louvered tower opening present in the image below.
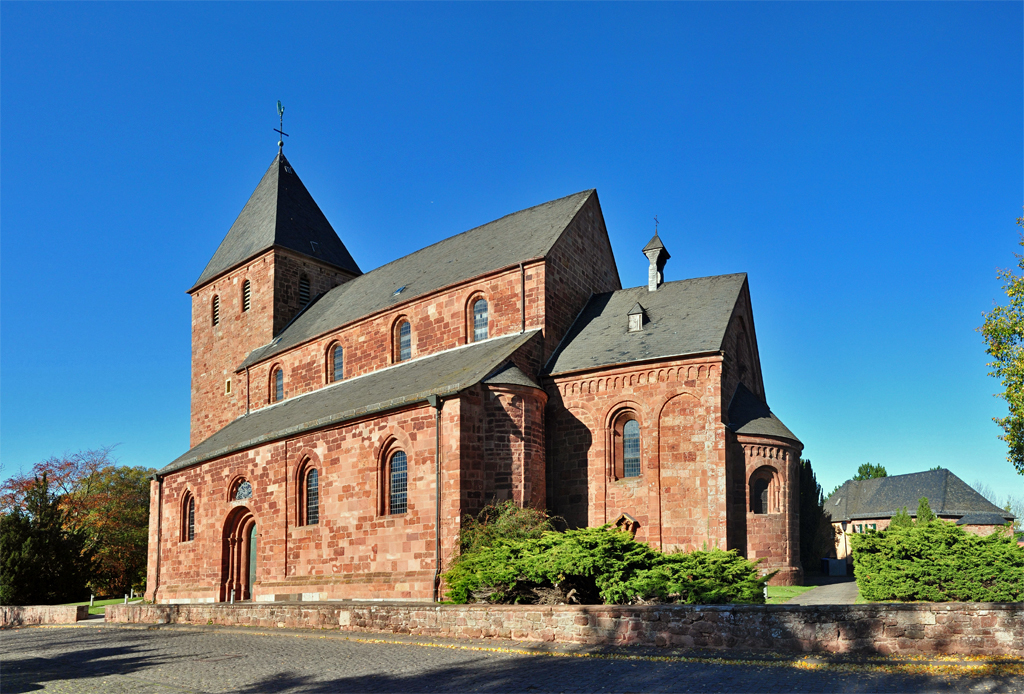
[242,280,251,312]
[212,296,220,326]
[299,275,310,305]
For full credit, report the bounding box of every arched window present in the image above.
[622,420,641,478]
[473,299,489,342]
[271,367,284,402]
[212,295,220,326]
[182,492,195,541]
[242,280,251,312]
[305,468,319,525]
[388,451,408,515]
[397,321,412,362]
[612,411,642,479]
[234,479,253,500]
[752,478,770,514]
[329,344,344,383]
[299,275,311,305]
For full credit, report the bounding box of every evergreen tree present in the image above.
[798,459,834,570]
[916,497,936,524]
[0,474,92,605]
[888,506,914,529]
[853,463,887,480]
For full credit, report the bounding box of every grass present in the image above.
[765,585,817,604]
[65,597,144,615]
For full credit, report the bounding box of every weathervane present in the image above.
[654,215,659,233]
[275,101,289,152]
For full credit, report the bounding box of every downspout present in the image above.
[519,263,526,333]
[153,473,163,603]
[426,395,443,602]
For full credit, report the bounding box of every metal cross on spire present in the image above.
[654,215,659,233]
[275,101,289,152]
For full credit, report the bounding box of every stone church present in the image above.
[145,151,803,605]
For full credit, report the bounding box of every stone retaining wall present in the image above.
[106,601,1023,656]
[1,605,89,628]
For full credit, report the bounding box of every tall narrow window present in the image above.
[305,468,319,525]
[622,420,641,478]
[753,478,770,514]
[473,299,489,342]
[242,280,251,312]
[331,344,344,383]
[398,321,411,362]
[273,368,284,402]
[299,275,311,305]
[212,295,220,326]
[389,451,408,515]
[187,498,195,541]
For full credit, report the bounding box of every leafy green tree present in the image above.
[83,466,152,596]
[853,463,887,480]
[0,474,93,605]
[798,459,835,570]
[916,497,936,523]
[979,213,1024,476]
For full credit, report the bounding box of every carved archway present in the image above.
[221,506,257,601]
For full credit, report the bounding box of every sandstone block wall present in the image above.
[106,602,1024,656]
[1,605,88,628]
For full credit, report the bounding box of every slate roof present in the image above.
[643,233,669,256]
[544,273,747,376]
[239,189,596,370]
[727,383,801,444]
[483,362,541,389]
[825,469,1014,523]
[957,512,1012,526]
[190,153,361,292]
[160,331,539,475]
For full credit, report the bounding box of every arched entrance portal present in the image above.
[221,507,257,601]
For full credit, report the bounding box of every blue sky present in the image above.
[2,2,1022,502]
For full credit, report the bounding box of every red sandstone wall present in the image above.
[542,193,621,362]
[151,403,452,603]
[189,249,354,446]
[1,605,88,627]
[546,358,725,551]
[739,435,802,585]
[108,601,1024,657]
[719,280,765,407]
[243,262,546,410]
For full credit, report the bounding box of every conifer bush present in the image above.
[445,513,771,605]
[851,499,1024,603]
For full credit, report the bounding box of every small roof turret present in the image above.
[643,232,670,291]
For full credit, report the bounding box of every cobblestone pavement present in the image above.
[2,623,1021,693]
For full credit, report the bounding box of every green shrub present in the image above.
[458,501,555,556]
[851,511,1024,602]
[444,524,771,605]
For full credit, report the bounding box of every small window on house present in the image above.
[869,524,877,531]
[305,468,319,525]
[622,419,641,478]
[225,379,232,395]
[473,299,489,342]
[242,280,251,312]
[389,451,408,515]
[272,368,284,402]
[398,321,411,362]
[330,344,344,383]
[299,275,310,305]
[212,295,220,326]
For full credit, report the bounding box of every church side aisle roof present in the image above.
[544,273,747,376]
[825,469,1014,523]
[190,153,361,292]
[239,189,595,370]
[161,330,540,475]
[726,382,801,444]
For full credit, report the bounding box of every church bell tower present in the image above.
[187,151,361,446]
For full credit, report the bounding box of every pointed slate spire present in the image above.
[190,153,361,292]
[642,232,670,292]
